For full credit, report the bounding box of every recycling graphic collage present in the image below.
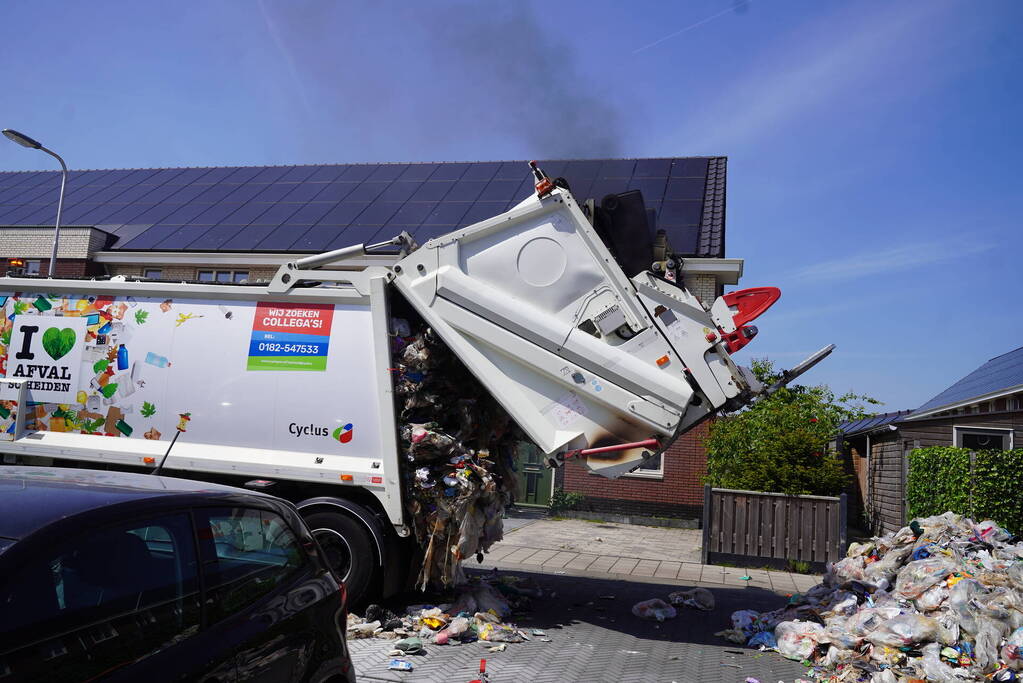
[0,291,380,457]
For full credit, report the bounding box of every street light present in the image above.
[2,128,68,277]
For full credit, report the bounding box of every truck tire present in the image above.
[304,511,376,606]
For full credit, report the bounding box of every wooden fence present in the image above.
[702,486,847,570]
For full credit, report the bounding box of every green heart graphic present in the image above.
[42,327,76,361]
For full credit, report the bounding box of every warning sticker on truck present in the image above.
[247,302,334,371]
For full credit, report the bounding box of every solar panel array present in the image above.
[0,157,724,256]
[838,410,913,436]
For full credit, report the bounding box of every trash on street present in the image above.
[720,512,1023,681]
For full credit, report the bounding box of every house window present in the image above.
[198,270,249,283]
[1011,397,1022,411]
[143,268,162,279]
[626,452,663,478]
[955,427,1012,451]
[25,260,41,275]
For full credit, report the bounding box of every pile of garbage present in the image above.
[391,319,522,589]
[346,573,546,651]
[721,512,1023,681]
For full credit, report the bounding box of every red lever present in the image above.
[563,438,660,460]
[721,287,781,328]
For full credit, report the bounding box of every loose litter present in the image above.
[632,598,678,622]
[387,658,414,671]
[720,512,1023,681]
[669,587,716,611]
[347,572,546,652]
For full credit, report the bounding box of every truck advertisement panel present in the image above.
[0,292,382,458]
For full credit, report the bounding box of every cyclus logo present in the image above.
[288,421,353,445]
[332,423,353,444]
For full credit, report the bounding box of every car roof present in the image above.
[0,466,263,541]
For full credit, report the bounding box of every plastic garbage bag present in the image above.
[440,616,469,638]
[731,609,760,634]
[935,612,960,646]
[823,590,858,617]
[347,620,381,638]
[1002,641,1023,672]
[916,643,972,682]
[864,614,939,647]
[715,628,748,644]
[775,621,826,661]
[895,557,958,598]
[830,556,866,583]
[747,631,777,649]
[478,622,524,642]
[823,621,861,650]
[975,520,1012,544]
[974,616,1005,673]
[668,587,715,611]
[862,545,913,586]
[948,578,986,635]
[632,599,677,622]
[1008,563,1023,590]
[844,607,902,636]
[916,583,949,611]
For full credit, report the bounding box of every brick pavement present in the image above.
[475,517,821,594]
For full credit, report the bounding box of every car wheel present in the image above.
[304,511,375,606]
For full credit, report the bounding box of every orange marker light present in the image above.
[143,456,156,465]
[656,355,670,367]
[340,474,354,482]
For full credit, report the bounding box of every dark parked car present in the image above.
[0,467,355,683]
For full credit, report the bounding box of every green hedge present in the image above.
[907,446,1023,533]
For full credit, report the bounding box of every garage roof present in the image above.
[0,157,726,257]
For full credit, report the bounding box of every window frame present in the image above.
[0,509,202,675]
[953,425,1013,451]
[24,260,41,275]
[142,268,163,279]
[192,506,311,625]
[197,269,249,283]
[622,451,664,479]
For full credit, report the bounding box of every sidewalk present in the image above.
[480,515,821,594]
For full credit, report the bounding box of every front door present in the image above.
[514,442,552,507]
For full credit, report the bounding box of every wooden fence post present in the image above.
[969,450,976,519]
[701,485,711,565]
[838,493,848,559]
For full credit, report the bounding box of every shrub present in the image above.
[908,446,1023,532]
[549,488,585,513]
[704,359,879,496]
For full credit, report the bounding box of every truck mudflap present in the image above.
[390,181,833,479]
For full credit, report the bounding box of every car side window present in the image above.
[197,507,308,623]
[0,513,200,681]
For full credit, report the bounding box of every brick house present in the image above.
[0,157,741,518]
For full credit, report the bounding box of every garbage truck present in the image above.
[0,163,832,603]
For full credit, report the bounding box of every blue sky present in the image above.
[1,0,1020,411]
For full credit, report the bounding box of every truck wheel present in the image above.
[305,512,376,606]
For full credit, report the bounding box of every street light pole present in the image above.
[2,129,68,277]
